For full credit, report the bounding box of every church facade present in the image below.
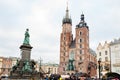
[59,6,97,77]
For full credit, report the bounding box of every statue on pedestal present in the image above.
[9,29,44,79]
[67,51,75,71]
[67,59,75,71]
[23,29,30,45]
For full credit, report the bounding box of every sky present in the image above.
[0,0,120,63]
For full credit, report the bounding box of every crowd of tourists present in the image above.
[44,74,120,80]
[44,74,92,80]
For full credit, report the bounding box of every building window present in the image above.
[55,68,57,73]
[99,52,101,56]
[63,67,65,71]
[64,47,65,51]
[69,51,74,60]
[80,39,82,42]
[63,52,65,56]
[64,42,65,45]
[80,32,82,35]
[80,56,82,61]
[63,58,65,61]
[105,51,107,55]
[105,57,108,61]
[99,58,102,61]
[64,37,66,40]
[3,64,6,68]
[80,50,82,54]
[80,44,82,48]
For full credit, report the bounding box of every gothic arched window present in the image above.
[80,50,82,54]
[80,39,82,42]
[80,31,82,35]
[69,51,74,60]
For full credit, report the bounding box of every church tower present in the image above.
[59,5,73,74]
[75,14,90,73]
[59,6,97,76]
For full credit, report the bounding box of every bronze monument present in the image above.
[9,29,44,80]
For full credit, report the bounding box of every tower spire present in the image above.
[62,1,72,25]
[65,1,69,18]
[81,13,84,21]
[76,13,89,29]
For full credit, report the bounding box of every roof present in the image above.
[70,39,76,48]
[89,48,96,56]
[110,38,120,46]
[76,14,89,29]
[42,63,59,66]
[62,5,72,25]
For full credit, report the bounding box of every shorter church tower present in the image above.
[75,14,89,73]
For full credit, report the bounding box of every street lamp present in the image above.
[98,59,101,80]
[39,57,42,72]
[39,57,43,80]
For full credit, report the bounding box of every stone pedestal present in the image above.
[20,44,32,60]
[9,59,45,79]
[9,44,44,79]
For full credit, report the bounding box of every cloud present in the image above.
[0,0,120,63]
[0,0,64,63]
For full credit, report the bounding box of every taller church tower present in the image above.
[59,6,73,74]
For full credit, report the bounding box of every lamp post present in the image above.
[39,57,42,80]
[39,57,42,72]
[109,47,112,73]
[98,59,101,80]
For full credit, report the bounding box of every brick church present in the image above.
[59,6,97,77]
